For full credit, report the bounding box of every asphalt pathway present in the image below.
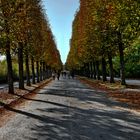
[0,77,140,90]
[0,77,140,140]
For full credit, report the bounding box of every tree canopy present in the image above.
[66,0,140,84]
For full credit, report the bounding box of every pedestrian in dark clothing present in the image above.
[57,72,60,80]
[64,72,66,78]
[52,72,55,80]
[71,71,74,79]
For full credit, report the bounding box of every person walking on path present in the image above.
[52,71,55,80]
[71,70,75,79]
[64,71,66,78]
[57,71,60,80]
[67,71,70,79]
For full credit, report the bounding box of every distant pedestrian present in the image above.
[71,71,75,79]
[57,72,60,80]
[62,72,64,77]
[64,72,66,78]
[52,72,55,80]
[67,71,70,79]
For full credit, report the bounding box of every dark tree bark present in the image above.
[40,61,43,81]
[45,66,48,78]
[5,19,14,93]
[80,66,84,76]
[82,64,85,76]
[108,53,115,83]
[18,42,24,89]
[87,63,90,78]
[47,67,49,78]
[117,31,126,85]
[84,63,90,77]
[43,62,46,80]
[93,61,96,79]
[96,61,101,80]
[90,62,93,78]
[25,52,31,86]
[31,57,35,84]
[36,61,40,83]
[6,46,14,94]
[46,65,48,78]
[48,67,52,77]
[102,57,107,82]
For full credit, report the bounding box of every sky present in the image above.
[0,55,5,61]
[42,0,80,64]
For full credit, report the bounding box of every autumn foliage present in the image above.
[66,0,140,85]
[0,0,62,93]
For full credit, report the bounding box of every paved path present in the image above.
[0,77,140,90]
[0,78,140,140]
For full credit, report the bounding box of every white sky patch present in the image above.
[0,55,6,61]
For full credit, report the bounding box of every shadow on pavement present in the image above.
[1,78,140,140]
[1,96,140,140]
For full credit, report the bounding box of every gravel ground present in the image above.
[0,77,140,140]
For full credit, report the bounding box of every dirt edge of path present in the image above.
[0,79,52,127]
[78,77,140,112]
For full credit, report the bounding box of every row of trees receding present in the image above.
[66,0,140,85]
[0,0,62,93]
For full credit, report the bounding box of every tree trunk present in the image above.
[43,62,46,80]
[48,67,51,77]
[40,61,43,81]
[36,61,40,83]
[90,62,93,78]
[83,63,86,76]
[3,7,14,93]
[102,57,107,82]
[93,61,96,79]
[108,53,115,83]
[96,61,100,80]
[6,46,14,94]
[18,42,24,89]
[25,52,31,86]
[31,57,35,84]
[117,31,126,85]
[87,63,90,78]
[46,65,48,78]
[47,68,50,78]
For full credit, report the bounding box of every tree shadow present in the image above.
[1,97,140,140]
[31,108,140,140]
[1,78,140,140]
[37,85,131,111]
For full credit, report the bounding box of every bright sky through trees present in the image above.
[42,0,79,64]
